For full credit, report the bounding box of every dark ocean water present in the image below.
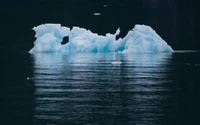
[1,49,200,125]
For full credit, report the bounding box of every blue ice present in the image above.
[29,24,173,53]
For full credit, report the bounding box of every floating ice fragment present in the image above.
[103,5,108,7]
[27,77,33,80]
[94,13,102,16]
[111,61,122,65]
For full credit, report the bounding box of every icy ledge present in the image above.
[29,24,173,53]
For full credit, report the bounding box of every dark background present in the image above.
[0,0,199,51]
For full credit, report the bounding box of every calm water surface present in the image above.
[1,50,200,125]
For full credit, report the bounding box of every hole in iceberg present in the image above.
[61,36,69,45]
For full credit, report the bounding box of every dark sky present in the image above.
[0,0,199,51]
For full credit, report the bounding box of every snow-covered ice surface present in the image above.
[29,24,173,54]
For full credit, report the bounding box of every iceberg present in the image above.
[29,24,173,53]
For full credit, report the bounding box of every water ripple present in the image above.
[32,53,179,125]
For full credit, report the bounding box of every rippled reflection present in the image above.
[32,53,176,124]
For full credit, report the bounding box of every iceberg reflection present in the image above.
[32,53,176,125]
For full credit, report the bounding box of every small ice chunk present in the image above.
[103,5,108,7]
[94,13,101,16]
[27,77,33,80]
[111,61,122,65]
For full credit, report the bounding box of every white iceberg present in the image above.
[29,24,173,54]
